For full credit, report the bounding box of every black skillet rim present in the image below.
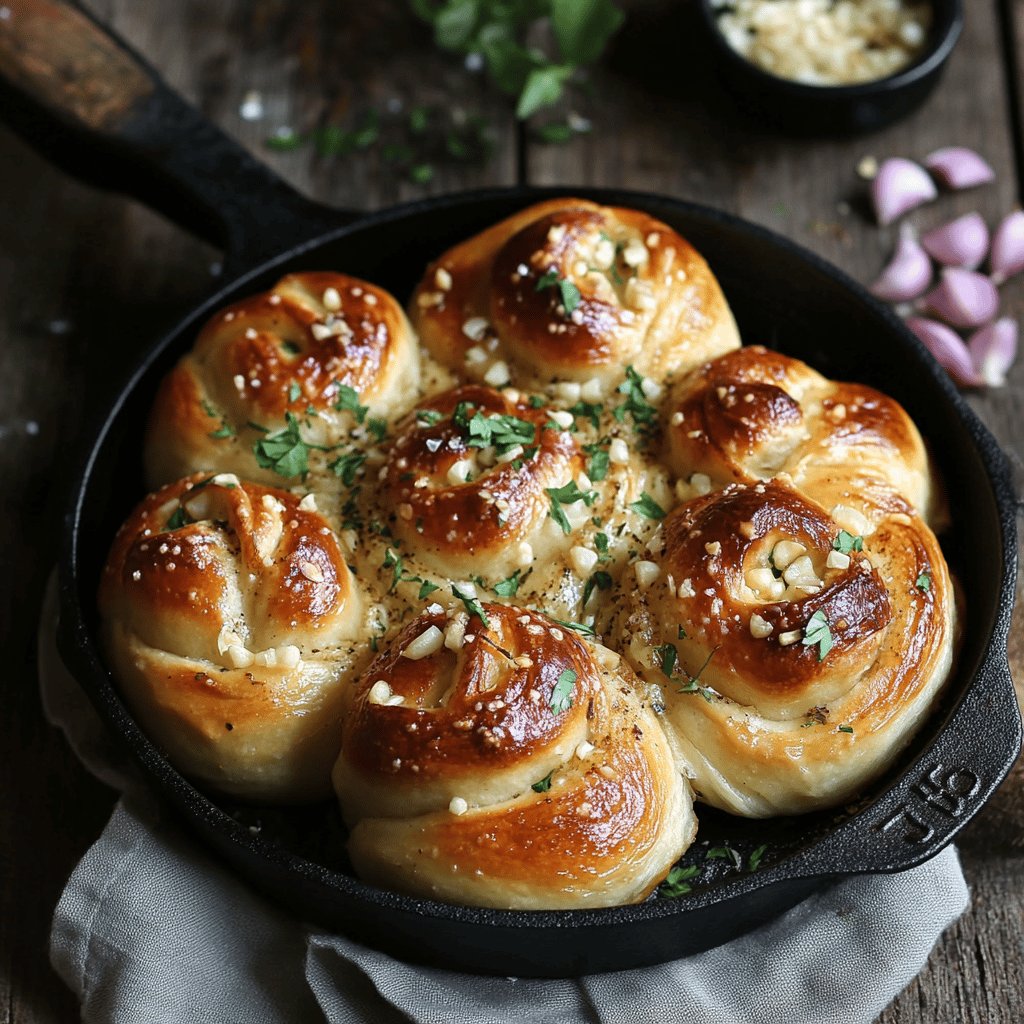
[694,0,965,100]
[58,184,1020,936]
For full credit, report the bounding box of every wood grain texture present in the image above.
[0,1,1021,1022]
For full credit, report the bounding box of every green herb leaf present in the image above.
[582,569,612,608]
[552,617,597,636]
[416,409,443,426]
[288,381,302,403]
[628,492,666,520]
[409,163,435,184]
[678,646,719,701]
[418,579,441,600]
[551,0,625,66]
[452,584,490,627]
[546,480,598,534]
[516,64,572,119]
[334,385,368,422]
[367,417,388,442]
[570,401,603,428]
[165,506,193,531]
[659,863,700,899]
[535,268,581,315]
[493,571,522,598]
[615,366,657,429]
[655,642,677,678]
[833,530,864,554]
[801,610,833,661]
[329,450,367,486]
[265,129,304,151]
[550,667,577,714]
[748,844,768,872]
[838,724,854,734]
[916,572,931,592]
[252,412,310,478]
[531,771,554,794]
[594,531,610,559]
[583,443,609,482]
[209,424,235,440]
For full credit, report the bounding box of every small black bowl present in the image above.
[695,0,964,135]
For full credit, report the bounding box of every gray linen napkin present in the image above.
[39,579,969,1024]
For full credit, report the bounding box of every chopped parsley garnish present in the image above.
[452,584,490,627]
[383,548,408,593]
[287,380,302,403]
[416,409,443,426]
[677,625,687,639]
[418,580,440,600]
[528,395,546,408]
[165,506,193,531]
[582,569,612,608]
[655,642,678,678]
[535,270,582,315]
[659,864,700,899]
[546,480,598,534]
[549,668,577,714]
[367,417,388,442]
[466,411,536,453]
[551,617,597,636]
[333,384,368,422]
[583,442,609,482]
[838,724,854,734]
[628,492,666,520]
[833,530,864,554]
[252,412,311,478]
[202,399,235,440]
[801,610,833,661]
[531,771,554,794]
[678,647,718,702]
[569,400,603,428]
[594,531,610,560]
[916,572,932,592]
[613,365,656,429]
[748,844,767,872]
[329,450,366,485]
[493,571,522,598]
[705,845,742,868]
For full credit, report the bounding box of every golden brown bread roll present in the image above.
[332,603,696,909]
[98,473,378,802]
[410,198,740,394]
[144,272,419,489]
[664,345,937,526]
[602,478,954,817]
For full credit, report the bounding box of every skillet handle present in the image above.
[0,0,354,269]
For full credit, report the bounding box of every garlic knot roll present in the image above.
[603,479,955,817]
[99,473,374,802]
[333,603,696,909]
[145,272,419,488]
[665,346,937,526]
[410,198,740,395]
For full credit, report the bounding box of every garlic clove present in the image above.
[869,225,932,302]
[871,158,938,225]
[923,147,996,191]
[920,213,990,270]
[923,267,1000,329]
[967,318,1018,387]
[906,317,983,388]
[989,210,1024,285]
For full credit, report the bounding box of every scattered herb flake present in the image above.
[659,863,700,899]
[493,572,522,598]
[582,569,612,608]
[334,384,368,422]
[833,530,864,554]
[329,450,367,486]
[583,443,609,482]
[916,572,932,592]
[550,668,577,714]
[416,409,443,426]
[165,506,193,531]
[655,642,678,678]
[531,771,554,793]
[838,724,854,734]
[748,844,768,872]
[801,610,833,661]
[287,380,302,403]
[628,492,666,520]
[452,584,490,627]
[252,412,311,478]
[367,417,388,442]
[418,579,440,600]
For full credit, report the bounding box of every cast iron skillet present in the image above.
[4,1,1020,978]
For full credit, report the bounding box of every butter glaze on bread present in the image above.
[99,474,377,802]
[145,272,419,489]
[334,603,696,909]
[410,198,741,393]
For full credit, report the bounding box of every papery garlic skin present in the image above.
[924,268,1000,330]
[968,318,1018,387]
[990,210,1024,285]
[906,316,983,388]
[869,226,932,302]
[924,147,996,191]
[921,213,990,270]
[872,158,938,226]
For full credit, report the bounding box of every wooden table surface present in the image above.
[2,1,1022,1020]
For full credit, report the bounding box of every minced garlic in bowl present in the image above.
[710,0,933,86]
